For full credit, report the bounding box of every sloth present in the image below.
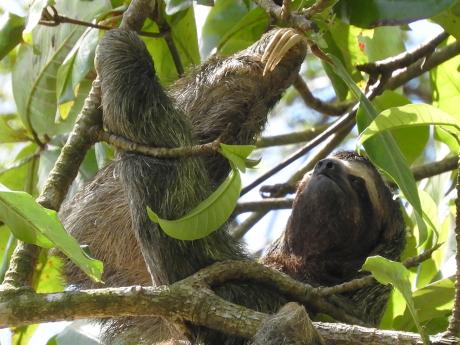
[58,27,405,344]
[263,151,405,325]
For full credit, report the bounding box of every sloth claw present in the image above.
[262,28,305,76]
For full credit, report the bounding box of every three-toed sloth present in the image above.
[59,28,405,344]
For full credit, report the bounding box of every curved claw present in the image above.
[262,28,306,76]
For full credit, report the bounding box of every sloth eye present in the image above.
[350,176,365,189]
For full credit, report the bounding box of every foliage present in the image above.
[0,0,459,344]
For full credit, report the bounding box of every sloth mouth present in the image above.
[316,173,347,195]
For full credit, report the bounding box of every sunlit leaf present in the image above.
[0,184,103,281]
[219,143,258,172]
[148,167,241,240]
[363,256,430,345]
[359,103,460,144]
[13,0,110,137]
[164,0,193,15]
[334,0,456,28]
[0,12,25,60]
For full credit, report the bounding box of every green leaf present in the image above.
[0,12,25,60]
[148,167,241,240]
[35,251,64,293]
[359,103,460,144]
[47,321,101,345]
[359,26,405,62]
[201,0,250,57]
[432,0,460,39]
[13,0,110,137]
[143,7,199,84]
[164,0,193,15]
[219,143,258,172]
[334,0,456,28]
[218,8,269,56]
[0,114,29,143]
[329,54,427,244]
[370,91,428,165]
[363,256,430,345]
[22,0,53,43]
[0,184,103,282]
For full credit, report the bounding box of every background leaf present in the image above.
[334,0,456,28]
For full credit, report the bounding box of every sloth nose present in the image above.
[314,158,341,176]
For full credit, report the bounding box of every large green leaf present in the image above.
[201,0,250,57]
[12,0,110,137]
[148,167,241,240]
[370,91,428,165]
[363,256,430,345]
[0,185,103,282]
[359,103,460,144]
[359,26,405,62]
[329,55,427,244]
[0,12,25,60]
[164,0,193,15]
[148,144,257,240]
[218,7,269,56]
[334,0,456,28]
[394,277,455,334]
[143,7,199,84]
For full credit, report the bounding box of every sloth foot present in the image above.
[261,28,305,76]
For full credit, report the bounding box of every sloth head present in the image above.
[284,151,404,285]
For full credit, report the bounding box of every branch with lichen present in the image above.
[1,260,458,345]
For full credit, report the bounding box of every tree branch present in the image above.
[94,128,221,158]
[256,125,327,148]
[0,260,458,345]
[253,0,314,32]
[293,76,354,116]
[357,32,449,75]
[447,153,460,337]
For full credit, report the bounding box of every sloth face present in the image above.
[284,152,393,283]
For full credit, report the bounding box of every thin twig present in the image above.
[316,244,443,297]
[385,40,460,91]
[254,0,314,32]
[95,128,220,158]
[39,5,164,39]
[302,0,335,17]
[234,198,294,214]
[357,32,449,75]
[256,125,327,148]
[281,0,291,21]
[447,153,460,336]
[294,76,353,116]
[151,9,184,76]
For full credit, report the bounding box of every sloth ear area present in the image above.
[261,28,306,76]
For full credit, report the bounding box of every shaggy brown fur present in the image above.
[60,28,306,345]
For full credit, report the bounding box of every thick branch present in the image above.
[0,260,458,345]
